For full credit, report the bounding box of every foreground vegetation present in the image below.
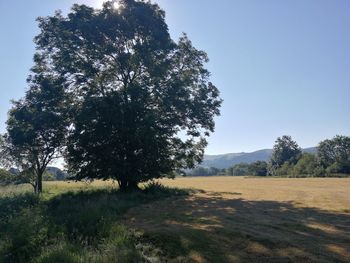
[1,178,349,262]
[0,182,190,262]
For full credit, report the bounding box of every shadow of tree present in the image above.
[45,186,192,246]
[0,185,192,262]
[124,191,350,263]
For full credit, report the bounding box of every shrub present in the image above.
[292,153,319,177]
[0,169,14,186]
[0,207,49,262]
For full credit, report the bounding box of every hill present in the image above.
[46,166,69,180]
[201,147,317,169]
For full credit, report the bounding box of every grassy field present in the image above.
[161,176,350,212]
[0,177,349,262]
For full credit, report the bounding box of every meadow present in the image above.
[0,177,349,262]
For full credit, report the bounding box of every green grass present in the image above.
[0,182,189,263]
[140,229,229,263]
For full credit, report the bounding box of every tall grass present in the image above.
[0,182,189,263]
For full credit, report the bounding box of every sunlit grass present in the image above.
[0,184,33,196]
[0,180,117,199]
[1,177,349,262]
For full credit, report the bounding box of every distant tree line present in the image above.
[227,161,268,176]
[268,135,350,177]
[190,166,222,176]
[188,135,350,177]
[188,160,268,177]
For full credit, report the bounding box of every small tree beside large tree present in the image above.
[2,59,68,193]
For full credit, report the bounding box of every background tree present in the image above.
[34,0,222,190]
[46,167,68,181]
[268,135,301,175]
[4,60,68,193]
[274,162,294,177]
[0,135,6,167]
[14,168,38,190]
[225,161,267,176]
[318,135,350,174]
[250,161,268,176]
[230,163,251,176]
[225,166,234,176]
[292,153,319,176]
[190,166,220,176]
[0,168,13,186]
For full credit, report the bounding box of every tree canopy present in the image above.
[268,135,301,175]
[2,58,68,193]
[32,0,221,190]
[318,135,350,174]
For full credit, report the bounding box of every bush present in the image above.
[250,161,268,176]
[0,193,39,224]
[313,166,326,177]
[275,162,294,176]
[292,153,320,177]
[35,244,84,263]
[230,163,251,176]
[143,181,190,197]
[326,161,350,174]
[0,207,49,262]
[0,169,14,186]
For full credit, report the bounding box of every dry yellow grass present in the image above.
[1,177,349,262]
[123,176,350,262]
[0,180,117,197]
[159,176,350,212]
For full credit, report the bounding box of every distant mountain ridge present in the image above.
[6,148,318,175]
[46,166,69,180]
[201,147,317,169]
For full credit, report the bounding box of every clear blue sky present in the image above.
[1,0,349,155]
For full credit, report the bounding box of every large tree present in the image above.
[268,135,301,175]
[3,60,68,193]
[34,0,222,190]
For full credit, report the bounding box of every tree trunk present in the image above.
[36,171,43,194]
[119,178,139,192]
[32,182,37,194]
[128,181,140,191]
[119,178,128,192]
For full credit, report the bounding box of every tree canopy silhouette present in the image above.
[33,0,221,190]
[268,135,301,175]
[2,61,68,193]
